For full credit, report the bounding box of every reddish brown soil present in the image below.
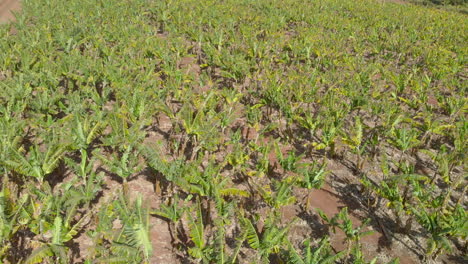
[0,0,20,23]
[307,183,419,264]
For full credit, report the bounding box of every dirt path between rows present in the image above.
[0,0,21,23]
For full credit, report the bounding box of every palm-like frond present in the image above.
[3,147,37,178]
[241,217,260,250]
[125,223,152,261]
[286,237,346,264]
[3,141,68,182]
[219,188,249,197]
[42,144,68,175]
[188,199,205,250]
[23,245,53,264]
[70,113,106,149]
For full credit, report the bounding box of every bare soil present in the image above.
[0,0,20,23]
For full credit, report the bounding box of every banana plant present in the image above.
[285,237,346,264]
[255,179,296,210]
[249,140,272,178]
[275,142,303,173]
[92,194,153,263]
[0,178,31,261]
[100,112,146,149]
[151,194,184,245]
[120,89,154,127]
[62,155,103,209]
[24,214,89,264]
[0,116,25,168]
[341,116,366,171]
[3,142,69,184]
[422,145,463,184]
[317,207,374,255]
[295,108,319,141]
[387,127,420,164]
[226,141,250,172]
[369,173,429,233]
[415,114,453,147]
[240,213,297,262]
[438,94,465,118]
[93,145,144,193]
[314,120,340,157]
[183,157,249,200]
[298,160,328,190]
[22,181,92,264]
[298,160,328,211]
[187,198,209,261]
[69,112,105,151]
[413,208,453,261]
[389,71,412,97]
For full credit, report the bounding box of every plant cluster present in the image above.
[0,0,466,263]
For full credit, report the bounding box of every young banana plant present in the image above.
[187,198,208,261]
[69,113,105,151]
[275,142,303,173]
[317,207,374,256]
[240,212,297,262]
[387,127,420,165]
[413,208,453,261]
[0,179,31,261]
[151,194,184,245]
[93,145,144,194]
[4,141,68,184]
[63,154,103,208]
[101,112,146,149]
[298,160,328,211]
[93,194,153,263]
[285,237,346,264]
[298,160,328,190]
[341,116,366,171]
[314,120,339,157]
[295,108,319,141]
[22,181,92,264]
[255,179,296,211]
[24,214,89,264]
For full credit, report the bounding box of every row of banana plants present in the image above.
[0,0,466,263]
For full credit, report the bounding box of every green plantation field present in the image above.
[0,0,467,263]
